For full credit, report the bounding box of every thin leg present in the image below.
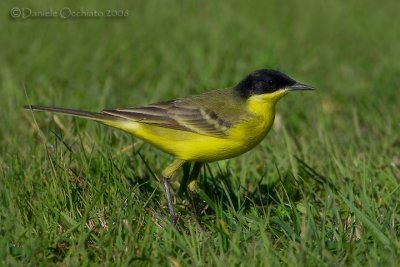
[162,176,176,225]
[161,159,185,225]
[187,162,204,218]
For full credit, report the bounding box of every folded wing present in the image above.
[102,91,243,138]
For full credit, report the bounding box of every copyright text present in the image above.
[9,7,129,19]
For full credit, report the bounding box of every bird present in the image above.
[24,69,314,224]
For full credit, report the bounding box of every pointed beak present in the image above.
[287,82,314,91]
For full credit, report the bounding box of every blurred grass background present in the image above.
[1,0,400,265]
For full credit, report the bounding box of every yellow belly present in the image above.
[103,92,283,162]
[105,106,275,162]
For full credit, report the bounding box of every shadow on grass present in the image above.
[172,158,338,217]
[52,130,337,222]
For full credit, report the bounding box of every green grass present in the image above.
[1,0,400,265]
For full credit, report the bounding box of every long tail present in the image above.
[24,105,118,122]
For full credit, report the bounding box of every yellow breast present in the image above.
[106,91,285,162]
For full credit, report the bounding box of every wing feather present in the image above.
[101,90,246,137]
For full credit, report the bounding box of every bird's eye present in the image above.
[267,80,276,87]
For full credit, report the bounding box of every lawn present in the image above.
[1,0,400,266]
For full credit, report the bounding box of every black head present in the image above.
[234,69,312,98]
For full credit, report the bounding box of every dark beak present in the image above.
[288,82,314,90]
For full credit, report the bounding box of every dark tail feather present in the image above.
[24,105,116,122]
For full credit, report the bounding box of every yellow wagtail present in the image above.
[25,69,313,224]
